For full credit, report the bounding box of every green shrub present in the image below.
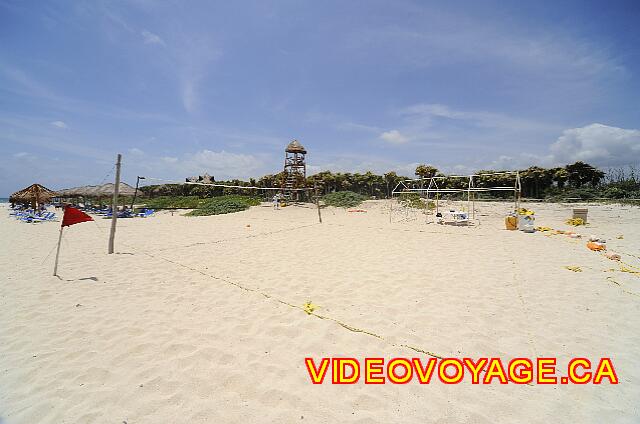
[185,196,261,216]
[143,196,205,209]
[397,193,435,209]
[323,191,368,208]
[602,186,640,199]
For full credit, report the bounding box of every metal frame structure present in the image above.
[391,171,522,222]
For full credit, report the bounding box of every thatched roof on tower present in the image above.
[9,183,58,205]
[285,139,306,154]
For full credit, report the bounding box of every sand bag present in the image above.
[587,241,606,251]
[604,252,621,261]
[505,215,518,230]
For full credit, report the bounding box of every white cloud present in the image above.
[348,10,624,80]
[141,30,164,45]
[338,122,381,133]
[380,130,409,144]
[181,80,198,113]
[50,120,67,129]
[483,153,553,171]
[1,65,57,100]
[305,112,381,133]
[402,103,558,132]
[176,36,222,114]
[471,123,640,171]
[183,150,262,177]
[550,123,640,167]
[161,156,179,164]
[404,103,459,119]
[134,150,266,181]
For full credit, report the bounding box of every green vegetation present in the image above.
[307,161,632,201]
[142,195,261,216]
[138,161,640,204]
[397,192,435,209]
[185,196,261,216]
[322,191,368,208]
[143,196,205,209]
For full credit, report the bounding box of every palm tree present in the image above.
[415,164,439,194]
[415,164,439,179]
[258,174,276,188]
[363,171,379,196]
[384,171,399,198]
[566,161,605,187]
[552,168,569,189]
[520,166,553,198]
[334,173,346,192]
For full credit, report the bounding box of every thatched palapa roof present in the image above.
[10,183,58,205]
[285,139,307,154]
[58,182,139,198]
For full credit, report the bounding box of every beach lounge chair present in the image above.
[104,209,133,218]
[437,210,470,226]
[32,212,56,222]
[19,211,39,223]
[137,208,155,218]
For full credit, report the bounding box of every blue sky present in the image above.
[1,0,639,195]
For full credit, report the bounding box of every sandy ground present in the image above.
[1,200,639,423]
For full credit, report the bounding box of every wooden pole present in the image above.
[315,185,322,223]
[53,226,64,276]
[514,171,521,212]
[108,154,122,254]
[472,192,475,220]
[467,176,472,215]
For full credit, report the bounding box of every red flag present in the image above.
[61,206,94,227]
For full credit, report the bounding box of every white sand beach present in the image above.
[1,201,639,423]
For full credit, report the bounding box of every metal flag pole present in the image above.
[131,175,145,210]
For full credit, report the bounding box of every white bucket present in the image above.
[519,215,535,233]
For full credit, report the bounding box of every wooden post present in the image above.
[467,176,472,215]
[315,185,322,223]
[472,192,475,220]
[514,171,521,213]
[108,154,122,254]
[53,226,64,276]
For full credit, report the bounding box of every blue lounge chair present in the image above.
[137,208,155,218]
[32,212,56,222]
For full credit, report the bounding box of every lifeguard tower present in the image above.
[282,139,307,201]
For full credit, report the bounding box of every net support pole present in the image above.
[470,176,475,220]
[314,185,322,224]
[53,226,64,276]
[472,192,475,220]
[108,153,122,254]
[514,171,521,212]
[467,176,472,215]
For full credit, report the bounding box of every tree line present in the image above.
[140,161,640,201]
